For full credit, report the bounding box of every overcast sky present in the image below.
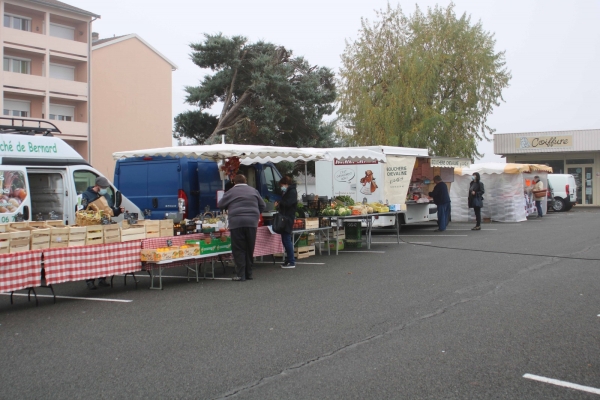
[88,0,600,162]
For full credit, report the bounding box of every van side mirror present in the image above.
[116,191,122,207]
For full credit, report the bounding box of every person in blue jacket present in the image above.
[428,175,451,232]
[81,176,124,290]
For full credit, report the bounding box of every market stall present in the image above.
[450,163,553,223]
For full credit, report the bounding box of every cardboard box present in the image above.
[179,244,200,257]
[329,238,344,251]
[140,247,180,262]
[185,238,219,255]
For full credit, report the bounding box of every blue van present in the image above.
[113,156,282,219]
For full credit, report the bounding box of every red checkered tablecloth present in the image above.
[43,241,142,285]
[254,226,283,257]
[0,250,42,293]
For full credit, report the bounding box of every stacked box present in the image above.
[159,219,174,237]
[139,220,160,238]
[0,232,10,254]
[215,235,232,252]
[305,217,319,229]
[50,227,70,248]
[103,225,121,244]
[329,238,345,251]
[85,226,104,246]
[179,244,200,257]
[295,245,315,259]
[140,247,180,262]
[344,222,362,240]
[328,229,346,240]
[120,225,146,242]
[68,226,87,247]
[30,227,51,250]
[9,230,30,253]
[295,234,309,248]
[185,239,219,255]
[46,220,66,228]
[307,233,316,245]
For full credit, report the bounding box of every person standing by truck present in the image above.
[218,174,266,281]
[532,175,544,217]
[81,176,124,290]
[275,176,298,268]
[428,175,450,232]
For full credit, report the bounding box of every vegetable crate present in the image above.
[329,238,344,251]
[103,225,121,244]
[318,217,331,228]
[296,245,315,259]
[30,227,51,250]
[305,217,319,230]
[120,225,146,242]
[141,247,181,262]
[292,219,305,230]
[50,227,70,248]
[328,229,346,240]
[85,226,104,246]
[159,219,175,237]
[138,220,160,238]
[344,222,362,240]
[68,226,87,247]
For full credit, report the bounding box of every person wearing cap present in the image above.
[81,176,125,290]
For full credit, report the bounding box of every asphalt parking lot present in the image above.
[1,208,599,399]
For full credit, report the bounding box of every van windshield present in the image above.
[73,170,115,206]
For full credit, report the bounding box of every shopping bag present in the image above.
[272,213,289,234]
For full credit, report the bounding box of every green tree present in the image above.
[338,3,511,158]
[174,34,337,147]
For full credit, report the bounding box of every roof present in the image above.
[25,0,100,18]
[494,128,600,155]
[455,162,553,175]
[92,34,178,70]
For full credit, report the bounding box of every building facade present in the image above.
[494,129,600,206]
[91,34,177,178]
[0,0,98,158]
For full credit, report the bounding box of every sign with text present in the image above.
[516,136,572,150]
[334,158,378,165]
[384,156,416,205]
[430,158,471,168]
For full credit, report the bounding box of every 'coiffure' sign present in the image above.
[517,135,572,150]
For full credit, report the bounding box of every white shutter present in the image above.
[49,63,75,81]
[4,100,30,113]
[49,104,75,119]
[49,23,75,40]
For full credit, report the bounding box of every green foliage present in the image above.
[338,3,511,158]
[174,33,338,147]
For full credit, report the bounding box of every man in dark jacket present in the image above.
[218,174,266,281]
[81,176,124,290]
[275,176,298,268]
[428,175,451,232]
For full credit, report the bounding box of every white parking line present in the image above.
[399,235,468,237]
[444,229,497,231]
[340,251,386,253]
[254,261,326,265]
[523,374,600,395]
[0,293,133,303]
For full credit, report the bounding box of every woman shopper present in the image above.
[275,176,298,269]
[468,172,485,230]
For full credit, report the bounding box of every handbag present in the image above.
[472,195,483,208]
[272,213,289,234]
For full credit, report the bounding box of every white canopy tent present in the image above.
[450,163,553,223]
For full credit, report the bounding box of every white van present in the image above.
[0,118,141,225]
[547,174,577,211]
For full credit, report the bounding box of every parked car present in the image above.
[547,174,577,212]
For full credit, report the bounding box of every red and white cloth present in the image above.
[43,241,142,285]
[0,250,42,293]
[254,226,283,257]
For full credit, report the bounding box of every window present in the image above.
[3,57,30,74]
[49,63,75,81]
[49,23,75,40]
[3,99,30,117]
[4,14,31,31]
[263,166,277,193]
[47,104,75,122]
[73,170,115,206]
[566,159,594,165]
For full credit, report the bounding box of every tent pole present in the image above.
[305,161,308,195]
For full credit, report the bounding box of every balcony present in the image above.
[2,27,88,58]
[2,71,47,94]
[52,120,88,139]
[49,78,88,98]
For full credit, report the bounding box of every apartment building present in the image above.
[91,33,177,178]
[0,0,98,158]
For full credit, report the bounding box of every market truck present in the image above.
[113,155,282,220]
[315,146,470,227]
[0,118,141,225]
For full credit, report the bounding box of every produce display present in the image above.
[0,171,27,213]
[335,196,355,206]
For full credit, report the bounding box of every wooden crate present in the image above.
[30,227,51,250]
[10,238,30,253]
[305,217,319,230]
[103,225,121,244]
[50,227,70,248]
[138,220,160,238]
[28,222,50,229]
[120,225,146,242]
[0,232,10,254]
[68,226,87,246]
[296,245,315,259]
[9,222,28,230]
[45,220,66,227]
[159,219,175,237]
[85,226,104,246]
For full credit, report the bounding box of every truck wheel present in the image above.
[552,197,565,212]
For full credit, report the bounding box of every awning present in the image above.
[113,144,386,163]
[454,162,553,175]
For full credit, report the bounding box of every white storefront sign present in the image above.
[430,158,471,168]
[384,156,416,205]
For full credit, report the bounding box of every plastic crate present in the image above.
[344,221,362,240]
[344,239,362,249]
